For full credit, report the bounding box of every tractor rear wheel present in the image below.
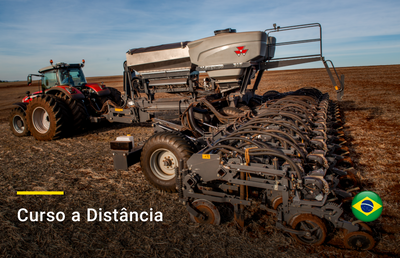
[9,107,30,137]
[26,95,71,141]
[140,131,195,192]
[55,92,87,131]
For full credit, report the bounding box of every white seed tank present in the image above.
[126,29,275,81]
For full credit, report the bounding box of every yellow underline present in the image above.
[17,191,64,195]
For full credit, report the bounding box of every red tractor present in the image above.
[9,60,121,140]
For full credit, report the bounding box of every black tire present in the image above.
[263,90,279,96]
[140,131,195,192]
[249,98,262,110]
[107,87,122,106]
[95,87,123,113]
[26,95,71,141]
[55,92,87,131]
[9,107,30,137]
[263,90,280,101]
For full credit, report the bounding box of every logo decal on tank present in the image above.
[235,46,248,56]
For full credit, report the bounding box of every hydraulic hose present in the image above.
[226,130,306,159]
[202,146,303,179]
[188,106,205,136]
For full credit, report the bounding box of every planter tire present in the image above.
[140,131,195,192]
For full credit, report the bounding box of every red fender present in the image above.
[21,86,85,103]
[85,83,111,97]
[46,86,85,100]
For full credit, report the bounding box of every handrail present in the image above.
[265,23,323,58]
[258,23,345,100]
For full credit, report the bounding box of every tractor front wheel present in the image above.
[9,107,30,137]
[26,95,71,141]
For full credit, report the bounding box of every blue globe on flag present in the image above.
[352,191,383,222]
[361,200,374,213]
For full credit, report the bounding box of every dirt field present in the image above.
[1,65,399,257]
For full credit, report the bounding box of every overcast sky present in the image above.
[0,0,399,81]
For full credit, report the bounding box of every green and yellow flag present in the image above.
[352,191,382,222]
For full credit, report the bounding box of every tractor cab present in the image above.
[37,60,87,89]
[26,59,111,104]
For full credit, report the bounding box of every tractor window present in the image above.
[59,68,87,86]
[42,71,58,89]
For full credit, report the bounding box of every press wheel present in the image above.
[343,222,375,250]
[290,214,327,245]
[343,231,375,250]
[189,199,221,225]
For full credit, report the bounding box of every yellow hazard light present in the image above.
[82,59,85,64]
[335,86,339,90]
[50,59,53,65]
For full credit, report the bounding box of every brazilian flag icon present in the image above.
[352,191,383,222]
